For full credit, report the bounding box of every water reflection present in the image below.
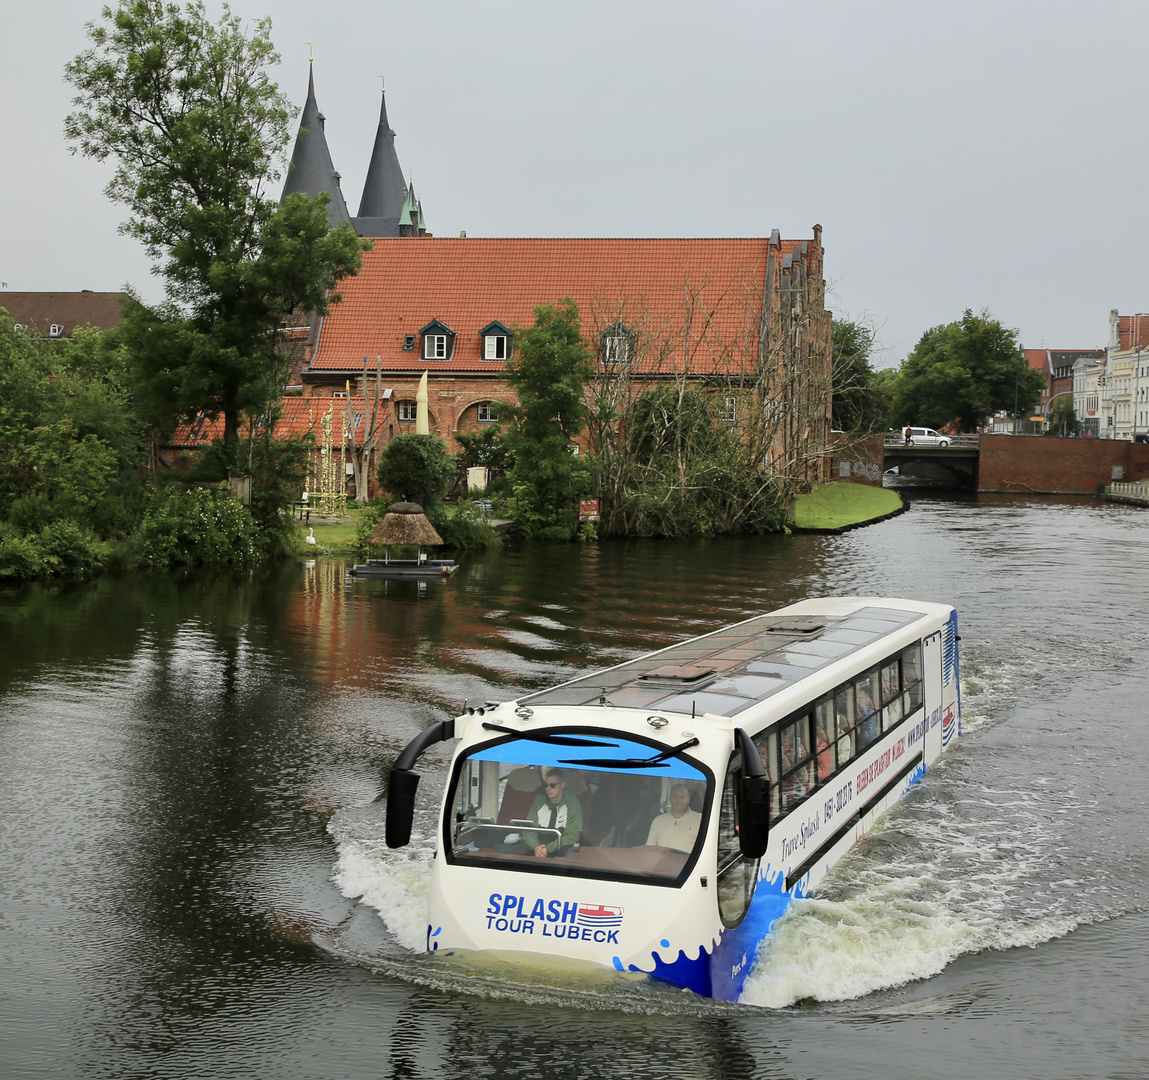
[4,496,1149,1078]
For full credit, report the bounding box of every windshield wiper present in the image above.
[559,737,700,769]
[480,722,618,748]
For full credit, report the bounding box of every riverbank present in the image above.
[791,481,904,532]
[297,512,363,555]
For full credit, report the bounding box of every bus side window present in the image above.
[752,730,781,819]
[880,660,902,733]
[903,643,924,713]
[814,698,834,783]
[834,684,855,765]
[780,715,812,811]
[716,761,759,928]
[855,670,880,752]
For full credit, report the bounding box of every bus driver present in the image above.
[646,784,702,853]
[521,769,583,858]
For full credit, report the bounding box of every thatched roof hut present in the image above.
[366,502,444,547]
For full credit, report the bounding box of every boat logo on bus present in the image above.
[485,893,624,943]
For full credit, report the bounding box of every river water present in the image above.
[3,492,1148,1079]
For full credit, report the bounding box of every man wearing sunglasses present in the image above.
[522,769,583,858]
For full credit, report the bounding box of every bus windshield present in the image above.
[445,733,711,885]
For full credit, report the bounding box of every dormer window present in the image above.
[479,321,513,362]
[49,324,64,338]
[419,319,455,361]
[601,322,634,365]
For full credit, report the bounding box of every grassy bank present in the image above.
[792,482,903,531]
[296,510,363,555]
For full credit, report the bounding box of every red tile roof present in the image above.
[1024,349,1049,373]
[168,397,381,448]
[1116,314,1149,351]
[0,291,126,336]
[310,237,800,375]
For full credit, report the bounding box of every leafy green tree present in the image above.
[831,318,888,432]
[0,318,143,535]
[65,1,367,458]
[376,434,456,508]
[890,309,1046,432]
[1046,395,1082,437]
[502,299,594,539]
[626,386,720,462]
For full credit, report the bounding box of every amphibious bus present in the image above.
[385,597,961,1000]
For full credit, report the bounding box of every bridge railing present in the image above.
[883,434,980,448]
[1106,482,1149,500]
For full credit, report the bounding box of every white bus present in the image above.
[385,597,962,1001]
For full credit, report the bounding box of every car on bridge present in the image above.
[901,426,952,447]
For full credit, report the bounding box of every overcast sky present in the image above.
[4,0,1146,365]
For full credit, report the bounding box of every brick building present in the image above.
[176,66,834,491]
[0,291,125,338]
[299,232,832,475]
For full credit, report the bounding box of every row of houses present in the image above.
[1017,310,1149,440]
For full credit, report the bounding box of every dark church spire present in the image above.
[280,62,351,229]
[351,78,409,238]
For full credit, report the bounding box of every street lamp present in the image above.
[1042,390,1076,436]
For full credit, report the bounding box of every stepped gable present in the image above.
[280,63,351,229]
[307,236,806,375]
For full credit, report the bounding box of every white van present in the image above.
[901,426,951,446]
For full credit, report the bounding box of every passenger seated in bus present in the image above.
[520,769,583,858]
[645,784,702,853]
[856,684,879,750]
[781,729,809,808]
[835,710,853,764]
[816,727,833,782]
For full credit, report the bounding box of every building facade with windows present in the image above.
[299,232,833,477]
[1103,310,1149,440]
[268,65,833,481]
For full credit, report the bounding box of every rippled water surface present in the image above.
[3,492,1149,1079]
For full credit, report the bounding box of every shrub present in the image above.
[0,519,109,580]
[428,500,499,551]
[137,486,259,569]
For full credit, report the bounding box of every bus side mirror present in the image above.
[386,769,420,848]
[736,728,770,859]
[738,775,770,858]
[381,718,456,849]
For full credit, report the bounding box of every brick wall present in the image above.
[977,434,1149,493]
[829,433,885,486]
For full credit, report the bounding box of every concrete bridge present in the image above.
[870,433,1149,493]
[882,435,980,486]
